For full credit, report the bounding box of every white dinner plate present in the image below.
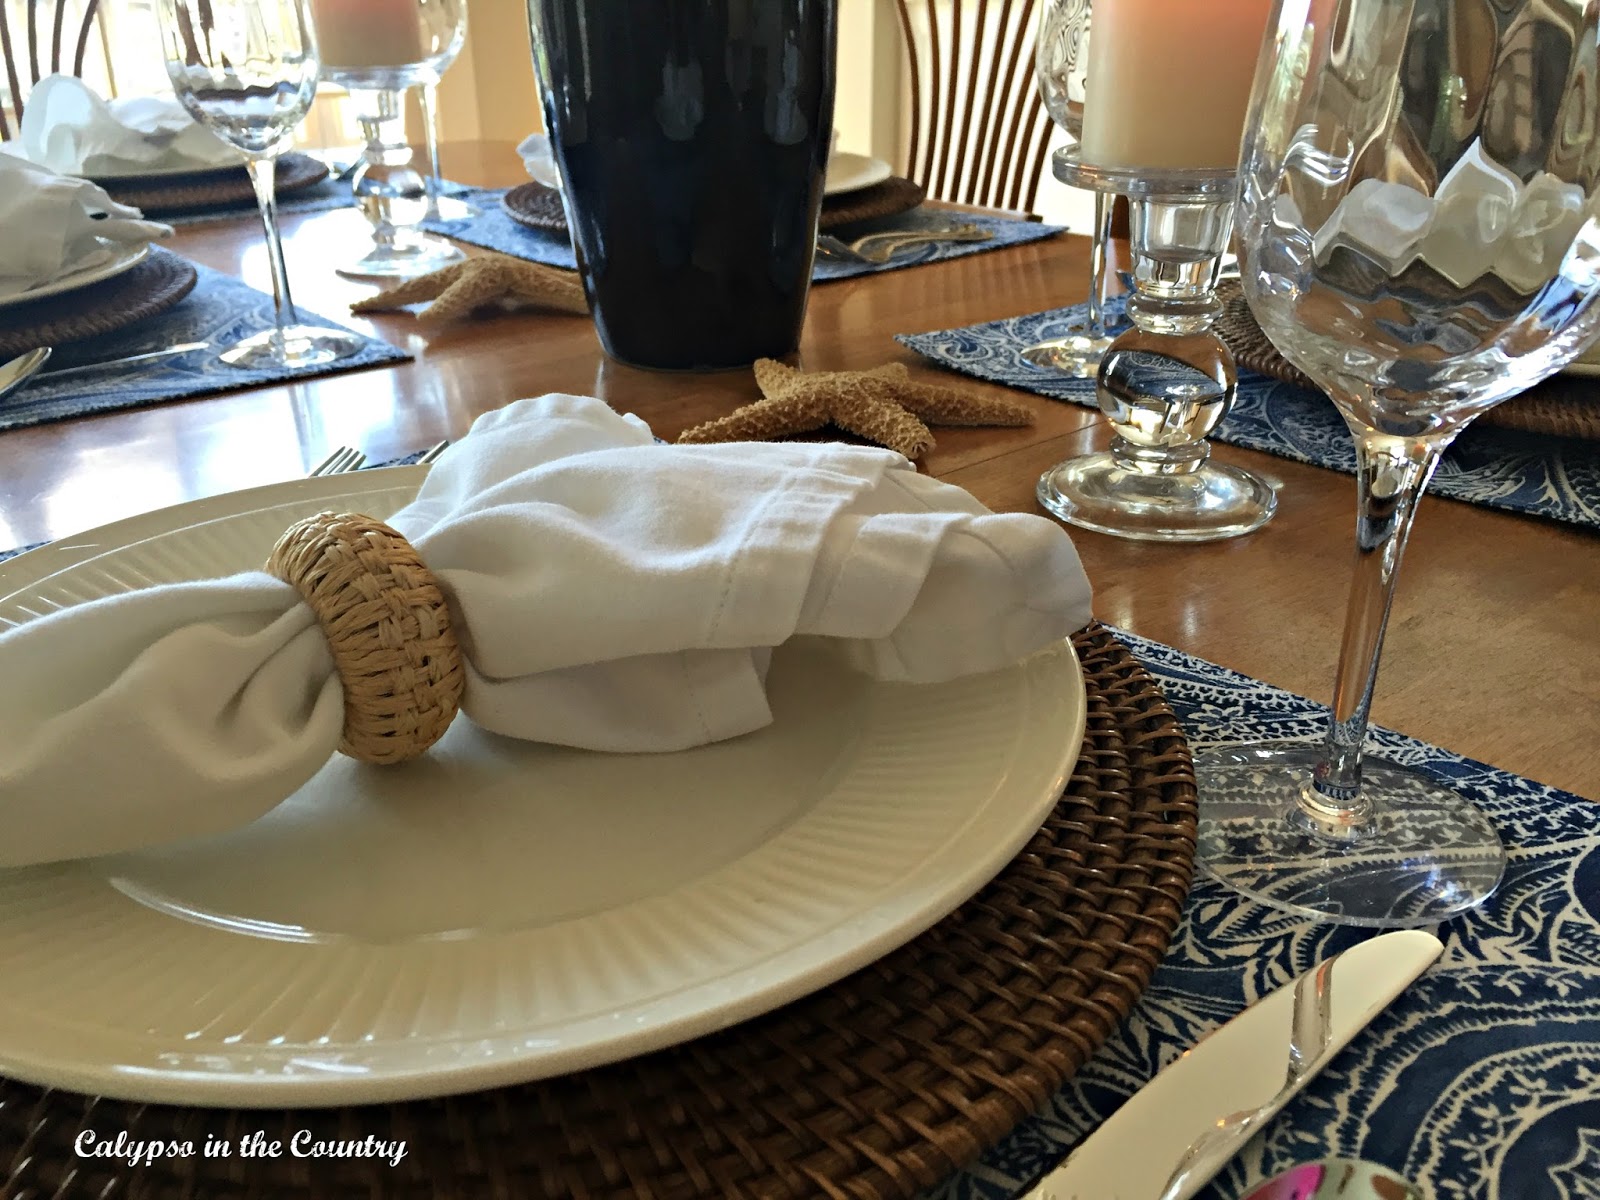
[825,150,893,196]
[0,240,149,310]
[0,469,1087,1108]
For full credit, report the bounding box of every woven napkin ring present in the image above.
[266,512,466,765]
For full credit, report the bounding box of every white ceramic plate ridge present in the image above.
[0,239,150,310]
[0,469,1088,1108]
[825,150,893,196]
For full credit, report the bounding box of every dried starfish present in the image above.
[678,358,1034,458]
[350,254,588,324]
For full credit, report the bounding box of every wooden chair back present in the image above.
[0,0,103,139]
[892,0,1053,214]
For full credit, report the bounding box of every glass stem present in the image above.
[1085,190,1113,336]
[1307,430,1450,814]
[244,155,301,336]
[421,80,444,219]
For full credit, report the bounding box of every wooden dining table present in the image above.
[2,138,1596,801]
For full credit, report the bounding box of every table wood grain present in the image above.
[1,141,1595,799]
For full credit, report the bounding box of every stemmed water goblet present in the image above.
[415,0,471,220]
[1026,0,1119,376]
[156,0,363,369]
[310,0,465,277]
[1195,0,1600,925]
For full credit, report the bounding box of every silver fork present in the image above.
[817,223,993,265]
[307,446,367,477]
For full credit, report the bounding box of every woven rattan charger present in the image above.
[0,248,198,359]
[503,175,929,236]
[1216,278,1600,442]
[97,152,330,217]
[1,510,1196,1200]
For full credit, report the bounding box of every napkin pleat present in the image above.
[0,579,340,866]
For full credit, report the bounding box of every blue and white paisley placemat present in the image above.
[928,627,1600,1200]
[419,187,1064,282]
[899,303,1600,531]
[0,261,407,433]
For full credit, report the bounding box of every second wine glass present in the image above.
[1028,0,1118,377]
[157,0,363,369]
[1197,0,1600,926]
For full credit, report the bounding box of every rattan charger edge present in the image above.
[0,623,1195,1200]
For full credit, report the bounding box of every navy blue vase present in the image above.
[528,0,837,370]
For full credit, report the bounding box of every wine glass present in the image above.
[1026,0,1118,376]
[1195,0,1600,925]
[156,0,363,368]
[416,0,471,220]
[311,0,465,277]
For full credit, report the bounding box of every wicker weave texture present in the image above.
[266,511,464,765]
[99,153,330,217]
[0,248,197,357]
[501,176,927,238]
[0,625,1196,1200]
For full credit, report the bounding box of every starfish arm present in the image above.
[348,259,477,312]
[892,380,1035,427]
[752,357,804,398]
[830,395,936,459]
[677,395,831,444]
[508,265,589,315]
[414,262,519,324]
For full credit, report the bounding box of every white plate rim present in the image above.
[0,239,150,310]
[826,151,894,196]
[0,469,1087,1108]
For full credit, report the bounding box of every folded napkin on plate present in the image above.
[2,74,239,176]
[516,132,562,189]
[0,395,1093,867]
[0,156,171,298]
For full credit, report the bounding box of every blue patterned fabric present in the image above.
[927,628,1600,1200]
[418,187,1065,282]
[0,259,408,433]
[898,303,1600,531]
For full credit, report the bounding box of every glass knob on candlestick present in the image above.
[331,86,464,278]
[1036,146,1277,541]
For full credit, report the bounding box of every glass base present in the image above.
[337,233,465,279]
[1036,450,1277,541]
[1021,333,1114,377]
[428,194,477,221]
[1194,744,1506,927]
[218,325,365,370]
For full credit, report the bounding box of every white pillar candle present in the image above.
[310,0,425,70]
[1080,0,1276,170]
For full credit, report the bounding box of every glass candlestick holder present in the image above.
[332,85,464,278]
[1036,146,1277,542]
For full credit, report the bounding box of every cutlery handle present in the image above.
[42,343,209,381]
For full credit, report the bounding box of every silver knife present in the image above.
[39,342,209,380]
[1023,929,1443,1200]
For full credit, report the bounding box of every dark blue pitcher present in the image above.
[528,0,837,370]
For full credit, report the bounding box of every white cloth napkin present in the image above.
[516,132,562,189]
[0,395,1094,868]
[0,156,171,298]
[2,74,239,177]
